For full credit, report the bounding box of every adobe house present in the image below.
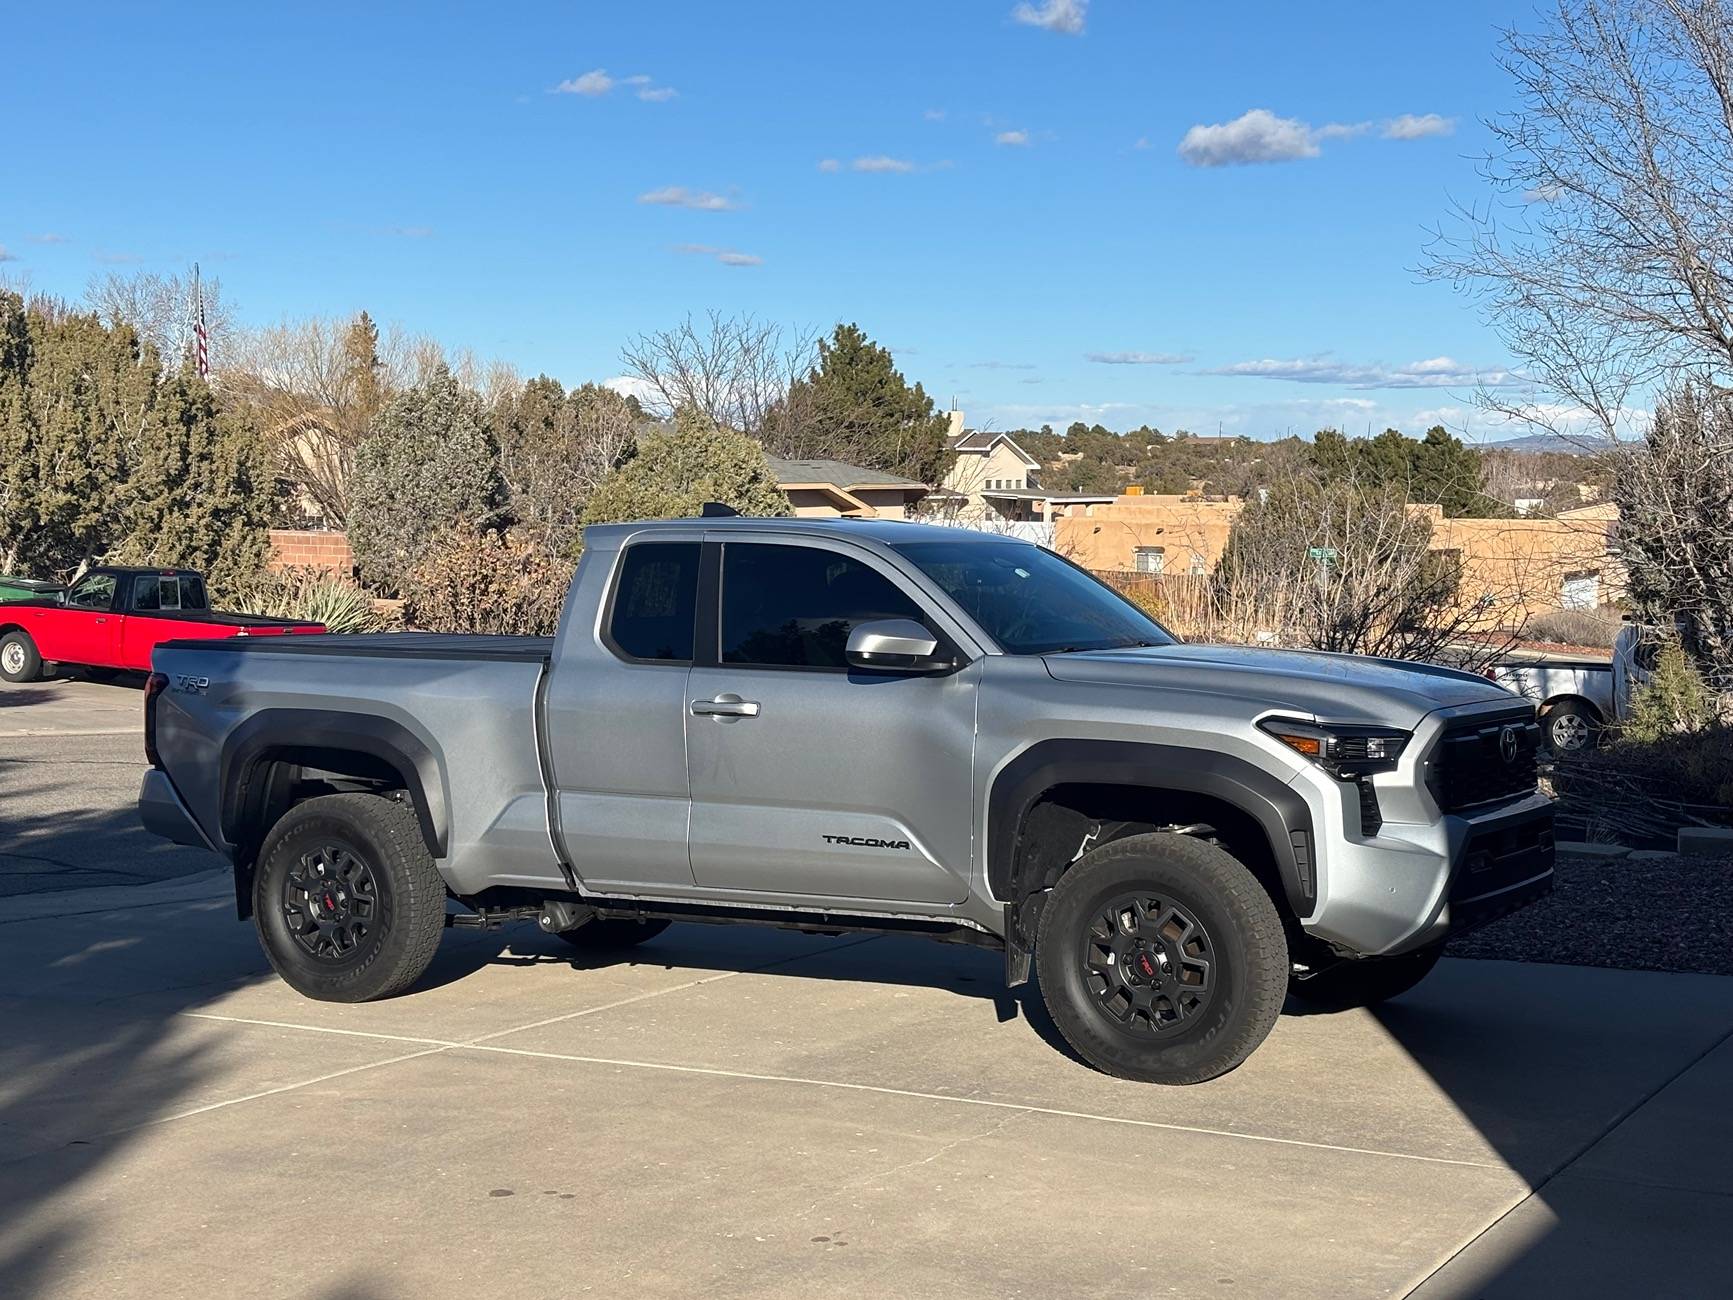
[1056,494,1624,623]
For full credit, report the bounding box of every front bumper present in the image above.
[1300,790,1555,957]
[1442,800,1555,935]
[138,767,219,852]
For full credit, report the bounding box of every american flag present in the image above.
[191,263,209,380]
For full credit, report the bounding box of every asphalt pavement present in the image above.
[2,678,1730,1299]
[1,677,211,897]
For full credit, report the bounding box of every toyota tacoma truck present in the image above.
[0,566,324,683]
[140,518,1554,1084]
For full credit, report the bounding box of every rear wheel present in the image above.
[1287,941,1445,1011]
[253,793,447,1002]
[556,917,671,952]
[1543,699,1601,753]
[1035,833,1288,1085]
[0,632,43,683]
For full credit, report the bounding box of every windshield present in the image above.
[892,539,1176,655]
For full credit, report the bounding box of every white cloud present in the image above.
[638,186,739,212]
[1524,182,1565,204]
[603,375,662,406]
[674,243,762,267]
[851,155,917,173]
[0,246,18,263]
[969,360,1037,370]
[1178,109,1321,166]
[1201,354,1520,390]
[29,233,68,245]
[1087,351,1192,365]
[1177,108,1453,166]
[817,158,841,173]
[1132,136,1150,150]
[554,69,675,100]
[554,69,614,96]
[924,108,946,122]
[1011,0,1087,35]
[1383,113,1455,140]
[995,129,1031,146]
[383,225,433,238]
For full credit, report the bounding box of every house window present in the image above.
[1188,553,1207,577]
[1560,571,1600,611]
[1133,546,1166,575]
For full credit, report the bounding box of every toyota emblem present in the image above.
[1499,725,1519,763]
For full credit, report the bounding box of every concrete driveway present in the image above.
[2,681,1731,1298]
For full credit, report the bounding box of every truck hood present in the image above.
[1043,642,1514,726]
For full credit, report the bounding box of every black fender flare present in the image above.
[985,738,1316,913]
[219,708,448,860]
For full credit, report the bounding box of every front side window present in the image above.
[721,543,926,669]
[66,574,117,610]
[608,542,700,662]
[893,539,1174,656]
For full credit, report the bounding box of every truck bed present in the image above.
[161,632,554,660]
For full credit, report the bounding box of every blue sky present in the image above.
[1,1,1538,441]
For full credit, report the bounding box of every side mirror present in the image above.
[845,618,948,673]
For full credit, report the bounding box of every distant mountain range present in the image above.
[1481,432,1613,456]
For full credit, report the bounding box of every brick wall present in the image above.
[268,529,355,576]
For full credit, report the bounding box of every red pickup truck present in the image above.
[0,566,324,682]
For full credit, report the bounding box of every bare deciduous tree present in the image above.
[1213,467,1526,669]
[1425,0,1733,440]
[496,379,641,556]
[85,269,237,373]
[1612,386,1733,679]
[619,311,815,434]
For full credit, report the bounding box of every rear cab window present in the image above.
[606,542,701,662]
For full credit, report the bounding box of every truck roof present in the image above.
[88,565,201,576]
[583,516,1021,547]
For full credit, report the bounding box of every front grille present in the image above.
[1427,708,1542,813]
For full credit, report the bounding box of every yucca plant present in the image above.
[229,567,394,634]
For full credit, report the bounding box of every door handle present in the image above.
[690,694,760,719]
[94,617,107,624]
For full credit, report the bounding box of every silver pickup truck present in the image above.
[140,517,1554,1084]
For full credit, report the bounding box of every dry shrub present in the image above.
[403,521,574,635]
[1523,605,1625,648]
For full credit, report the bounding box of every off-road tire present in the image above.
[1035,832,1288,1085]
[556,918,671,951]
[0,631,43,683]
[253,793,447,1002]
[1287,941,1445,1012]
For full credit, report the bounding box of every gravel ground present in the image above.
[1449,850,1733,976]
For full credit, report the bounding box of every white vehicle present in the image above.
[1491,624,1653,752]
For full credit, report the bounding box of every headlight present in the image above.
[1258,718,1410,779]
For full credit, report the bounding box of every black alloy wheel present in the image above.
[282,839,381,963]
[1083,891,1217,1037]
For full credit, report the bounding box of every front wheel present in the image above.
[1035,833,1289,1085]
[1,631,43,683]
[253,793,447,1002]
[1287,941,1444,1011]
